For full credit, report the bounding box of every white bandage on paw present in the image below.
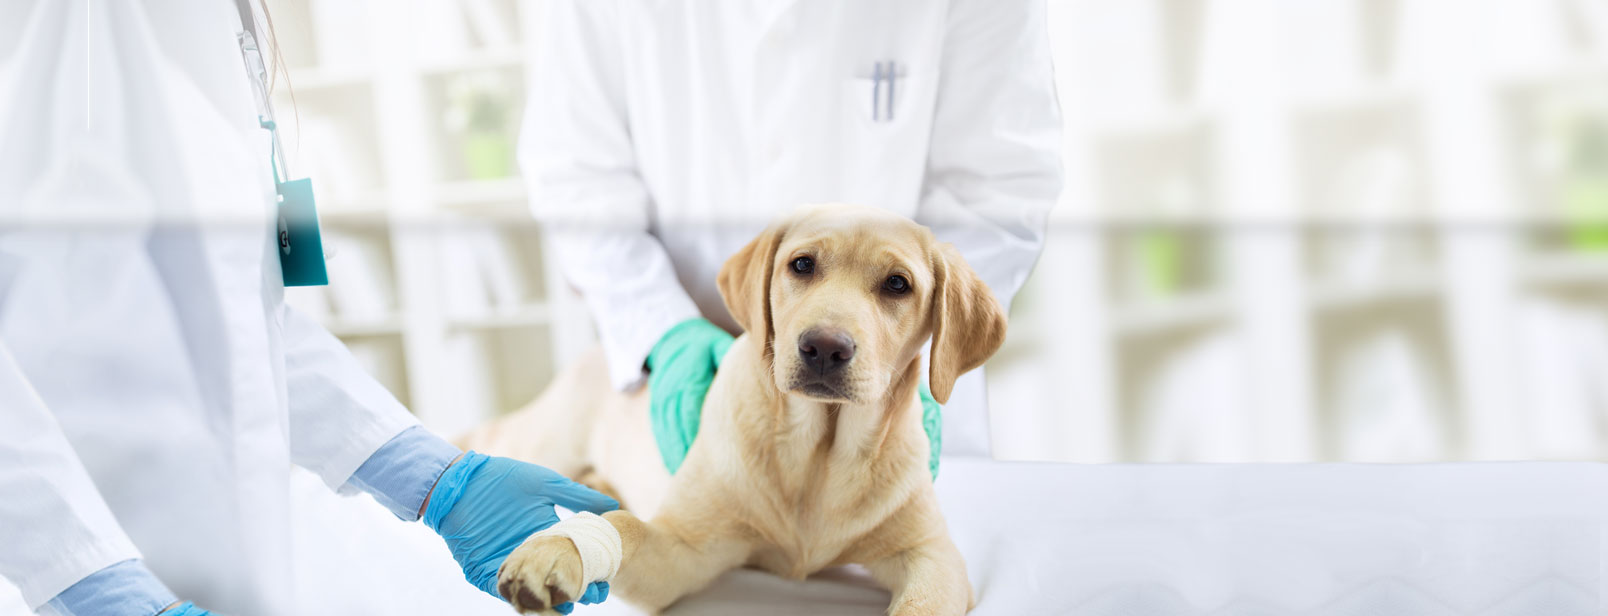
[523,512,623,584]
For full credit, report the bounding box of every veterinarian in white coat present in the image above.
[0,2,615,614]
[524,0,1063,457]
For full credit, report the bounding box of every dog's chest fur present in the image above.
[733,399,926,579]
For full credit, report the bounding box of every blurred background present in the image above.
[263,0,1608,464]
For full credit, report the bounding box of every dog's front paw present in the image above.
[498,534,587,615]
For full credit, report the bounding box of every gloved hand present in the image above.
[647,318,734,474]
[918,382,942,480]
[159,602,218,615]
[423,453,619,614]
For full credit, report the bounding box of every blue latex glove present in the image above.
[423,453,619,613]
[160,602,218,616]
[647,318,735,474]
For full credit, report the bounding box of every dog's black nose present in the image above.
[798,328,856,373]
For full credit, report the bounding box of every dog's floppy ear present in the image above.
[927,243,1007,404]
[718,223,786,351]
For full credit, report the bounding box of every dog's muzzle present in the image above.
[792,327,855,399]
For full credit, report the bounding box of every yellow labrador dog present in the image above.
[457,204,1005,615]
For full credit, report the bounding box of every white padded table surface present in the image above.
[3,459,1604,615]
[932,459,1606,615]
[634,459,1608,616]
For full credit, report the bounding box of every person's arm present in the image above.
[280,306,434,502]
[916,0,1064,309]
[0,341,168,614]
[281,309,615,610]
[519,0,700,391]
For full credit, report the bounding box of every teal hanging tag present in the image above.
[276,178,329,286]
[240,26,328,288]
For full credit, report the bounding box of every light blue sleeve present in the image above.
[344,426,463,521]
[39,559,176,616]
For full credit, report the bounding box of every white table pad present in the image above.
[3,459,1603,615]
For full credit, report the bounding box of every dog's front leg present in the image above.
[498,509,749,614]
[867,537,973,616]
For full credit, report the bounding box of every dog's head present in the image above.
[717,203,1006,405]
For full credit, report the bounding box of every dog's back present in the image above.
[455,348,674,517]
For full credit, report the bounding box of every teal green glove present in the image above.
[647,318,735,474]
[919,382,942,480]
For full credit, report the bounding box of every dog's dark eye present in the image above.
[883,275,910,295]
[791,256,815,275]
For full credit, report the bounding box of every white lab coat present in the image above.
[522,0,1063,457]
[0,1,417,612]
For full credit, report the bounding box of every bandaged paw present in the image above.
[521,511,623,584]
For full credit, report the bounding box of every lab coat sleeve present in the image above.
[281,307,421,491]
[0,341,143,609]
[916,0,1064,309]
[519,0,702,391]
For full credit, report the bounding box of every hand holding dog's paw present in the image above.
[499,535,589,614]
[420,452,618,611]
[498,511,623,614]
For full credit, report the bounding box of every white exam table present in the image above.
[2,459,1603,615]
